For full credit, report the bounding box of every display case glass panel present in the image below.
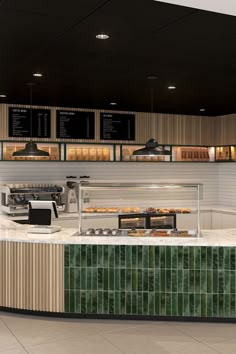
[66,144,114,161]
[3,142,60,160]
[121,145,171,162]
[149,214,176,229]
[119,214,146,229]
[215,146,230,161]
[172,146,211,162]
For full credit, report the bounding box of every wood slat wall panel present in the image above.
[0,104,216,145]
[0,242,64,312]
[215,114,236,145]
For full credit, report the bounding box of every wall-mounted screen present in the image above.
[8,107,51,138]
[56,110,95,139]
[100,112,135,140]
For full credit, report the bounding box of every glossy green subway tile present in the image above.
[224,271,230,294]
[177,293,183,316]
[155,269,161,292]
[75,267,80,290]
[183,293,189,316]
[64,267,69,290]
[92,245,97,267]
[138,292,143,315]
[81,291,86,314]
[97,291,103,314]
[65,290,70,312]
[87,245,92,267]
[149,292,155,316]
[171,293,178,316]
[189,247,195,270]
[230,249,236,270]
[149,246,155,268]
[65,245,70,267]
[81,268,86,290]
[224,248,230,271]
[97,246,103,267]
[230,294,236,317]
[115,269,120,291]
[224,294,230,317]
[207,294,213,317]
[230,271,236,294]
[70,268,76,290]
[189,294,195,316]
[189,270,195,292]
[126,269,132,291]
[212,294,218,318]
[201,247,207,270]
[155,247,160,268]
[200,270,207,293]
[69,245,76,267]
[137,246,143,268]
[121,292,126,314]
[109,268,115,291]
[194,294,201,317]
[103,268,108,291]
[132,246,137,268]
[218,270,224,294]
[183,270,189,293]
[155,293,160,315]
[166,247,172,269]
[213,247,219,270]
[194,270,200,293]
[103,246,109,268]
[109,292,115,314]
[171,247,178,269]
[120,269,126,291]
[207,247,212,270]
[120,245,126,268]
[81,245,87,267]
[132,292,137,314]
[86,268,92,290]
[218,294,224,317]
[219,248,224,270]
[160,293,166,316]
[213,270,218,294]
[92,291,97,314]
[160,247,166,268]
[143,246,149,269]
[103,291,109,314]
[166,270,172,292]
[98,268,104,291]
[143,292,149,315]
[115,246,120,267]
[166,293,172,316]
[138,269,143,291]
[75,290,81,313]
[126,246,132,268]
[177,270,183,292]
[201,294,207,317]
[172,270,177,292]
[108,246,115,268]
[177,247,183,269]
[161,269,166,292]
[207,270,213,293]
[143,269,148,291]
[148,269,154,292]
[132,269,138,291]
[86,290,92,314]
[115,291,120,314]
[126,292,132,314]
[91,268,97,291]
[183,247,189,270]
[194,247,201,270]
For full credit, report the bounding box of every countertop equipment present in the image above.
[1,183,65,214]
[66,181,78,213]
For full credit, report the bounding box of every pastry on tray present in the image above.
[146,207,156,213]
[149,229,169,237]
[128,229,146,237]
[180,208,191,213]
[107,208,119,213]
[84,207,97,212]
[158,209,170,214]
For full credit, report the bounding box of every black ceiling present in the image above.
[1,0,236,116]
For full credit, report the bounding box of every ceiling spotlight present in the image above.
[33,73,43,77]
[168,85,176,90]
[0,94,7,98]
[200,108,206,112]
[110,102,117,105]
[96,34,109,40]
[147,75,158,80]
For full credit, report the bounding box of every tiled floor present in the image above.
[0,312,236,354]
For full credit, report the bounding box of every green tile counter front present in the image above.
[64,245,236,319]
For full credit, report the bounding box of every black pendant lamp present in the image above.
[13,83,49,158]
[133,138,171,156]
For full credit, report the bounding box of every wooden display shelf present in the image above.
[173,146,210,162]
[66,144,113,161]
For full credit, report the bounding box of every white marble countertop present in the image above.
[1,213,236,246]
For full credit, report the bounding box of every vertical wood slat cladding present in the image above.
[0,242,64,312]
[215,114,236,145]
[0,103,216,145]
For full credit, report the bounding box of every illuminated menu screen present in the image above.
[100,112,135,140]
[9,107,51,138]
[56,110,95,139]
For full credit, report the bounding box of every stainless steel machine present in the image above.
[1,183,65,214]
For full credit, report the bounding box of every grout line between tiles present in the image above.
[99,333,125,354]
[0,317,29,353]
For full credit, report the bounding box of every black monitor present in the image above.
[29,208,51,226]
[29,200,58,220]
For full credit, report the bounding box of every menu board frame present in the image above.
[100,112,135,141]
[56,110,95,139]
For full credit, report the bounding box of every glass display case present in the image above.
[120,144,171,162]
[3,142,60,160]
[215,146,230,161]
[76,182,201,237]
[172,146,213,162]
[66,143,114,161]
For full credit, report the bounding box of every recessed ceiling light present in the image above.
[0,94,6,98]
[200,108,206,112]
[33,73,43,77]
[96,34,109,40]
[168,85,176,90]
[110,102,117,105]
[147,75,158,80]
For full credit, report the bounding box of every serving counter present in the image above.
[1,214,236,321]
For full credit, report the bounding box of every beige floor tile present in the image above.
[157,340,220,354]
[0,320,23,352]
[208,342,236,354]
[0,349,27,354]
[26,334,123,354]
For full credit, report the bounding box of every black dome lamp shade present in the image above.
[12,83,49,158]
[133,138,171,156]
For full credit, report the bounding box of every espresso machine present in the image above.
[0,183,65,215]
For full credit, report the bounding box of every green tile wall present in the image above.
[64,245,236,318]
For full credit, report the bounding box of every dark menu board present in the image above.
[56,110,95,139]
[8,107,51,138]
[100,112,135,140]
